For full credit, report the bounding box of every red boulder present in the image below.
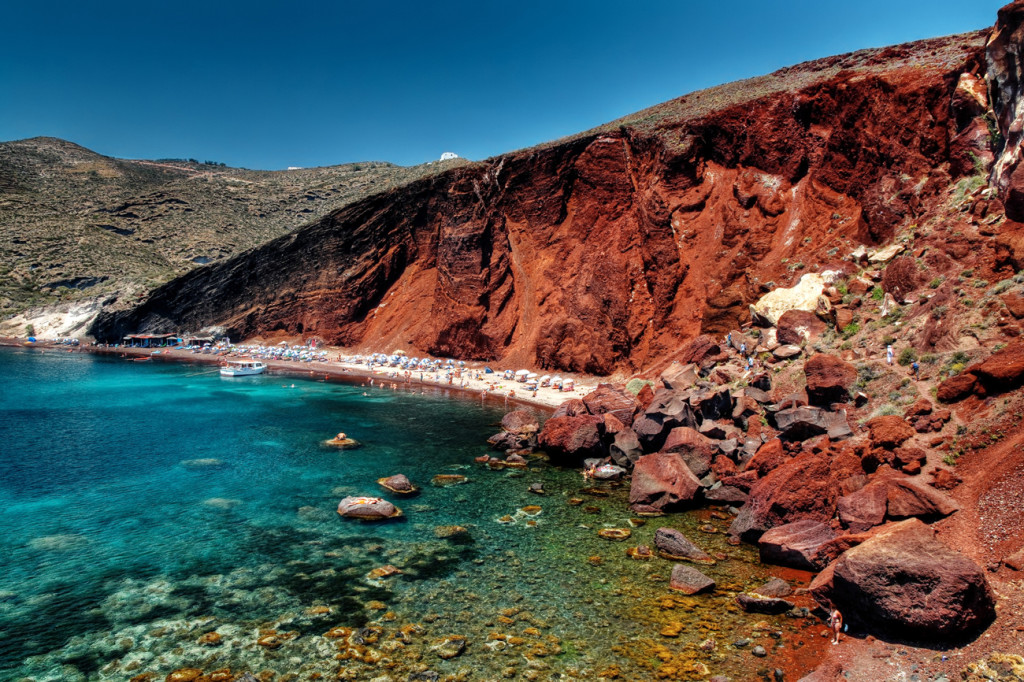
[810,519,995,640]
[865,415,916,449]
[804,354,858,406]
[537,415,603,461]
[629,453,701,511]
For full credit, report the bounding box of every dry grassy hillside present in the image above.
[0,137,465,320]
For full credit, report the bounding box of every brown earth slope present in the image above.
[92,30,998,376]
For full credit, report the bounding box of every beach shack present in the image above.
[124,333,178,348]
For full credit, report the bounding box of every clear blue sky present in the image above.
[0,0,1006,170]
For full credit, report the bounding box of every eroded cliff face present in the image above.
[95,31,996,375]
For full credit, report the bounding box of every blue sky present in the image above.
[0,0,1006,169]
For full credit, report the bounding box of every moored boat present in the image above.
[219,360,267,377]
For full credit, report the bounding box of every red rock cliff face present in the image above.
[95,32,991,375]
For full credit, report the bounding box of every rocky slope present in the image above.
[0,137,464,326]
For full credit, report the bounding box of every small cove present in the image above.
[0,348,825,681]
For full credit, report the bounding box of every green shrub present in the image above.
[871,287,884,301]
[898,348,918,366]
[992,279,1014,295]
[929,277,943,289]
[625,378,655,396]
[841,322,860,339]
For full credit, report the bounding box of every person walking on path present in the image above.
[912,360,920,378]
[886,344,894,365]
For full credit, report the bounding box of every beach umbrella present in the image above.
[394,349,406,356]
[27,337,36,343]
[527,372,538,379]
[515,369,529,376]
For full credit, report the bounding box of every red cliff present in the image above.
[95,31,995,375]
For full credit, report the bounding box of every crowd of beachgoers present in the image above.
[74,338,590,408]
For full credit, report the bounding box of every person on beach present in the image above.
[827,608,843,644]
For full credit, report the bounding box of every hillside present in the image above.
[94,28,1005,378]
[0,137,465,325]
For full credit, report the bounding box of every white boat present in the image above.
[220,360,267,377]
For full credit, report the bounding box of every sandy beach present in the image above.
[6,340,595,412]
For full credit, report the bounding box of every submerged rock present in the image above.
[654,527,714,563]
[337,496,401,520]
[378,474,417,493]
[669,564,716,595]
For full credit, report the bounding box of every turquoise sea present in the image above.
[0,348,822,681]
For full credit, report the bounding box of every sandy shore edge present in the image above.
[0,339,602,412]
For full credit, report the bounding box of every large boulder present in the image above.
[550,398,588,418]
[654,527,714,563]
[632,389,698,451]
[865,415,916,449]
[936,372,979,403]
[750,273,826,326]
[582,384,639,427]
[729,448,861,542]
[970,341,1024,390]
[690,386,733,421]
[501,410,540,434]
[679,334,724,369]
[537,415,604,462]
[629,453,701,510]
[810,519,996,640]
[804,354,857,406]
[774,405,851,441]
[884,477,960,519]
[659,427,717,479]
[758,520,836,571]
[660,362,699,390]
[837,481,888,532]
[776,309,827,346]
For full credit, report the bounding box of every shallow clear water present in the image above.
[0,348,824,681]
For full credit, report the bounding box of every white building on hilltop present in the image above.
[439,152,459,161]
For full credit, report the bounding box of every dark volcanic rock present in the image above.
[758,520,836,571]
[810,519,995,640]
[654,527,714,563]
[610,427,643,467]
[773,405,849,441]
[669,564,716,595]
[736,593,795,614]
[804,354,857,406]
[633,389,698,451]
[629,453,701,510]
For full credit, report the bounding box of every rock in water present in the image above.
[669,564,716,594]
[378,474,416,493]
[337,496,401,520]
[810,519,995,640]
[654,527,714,563]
